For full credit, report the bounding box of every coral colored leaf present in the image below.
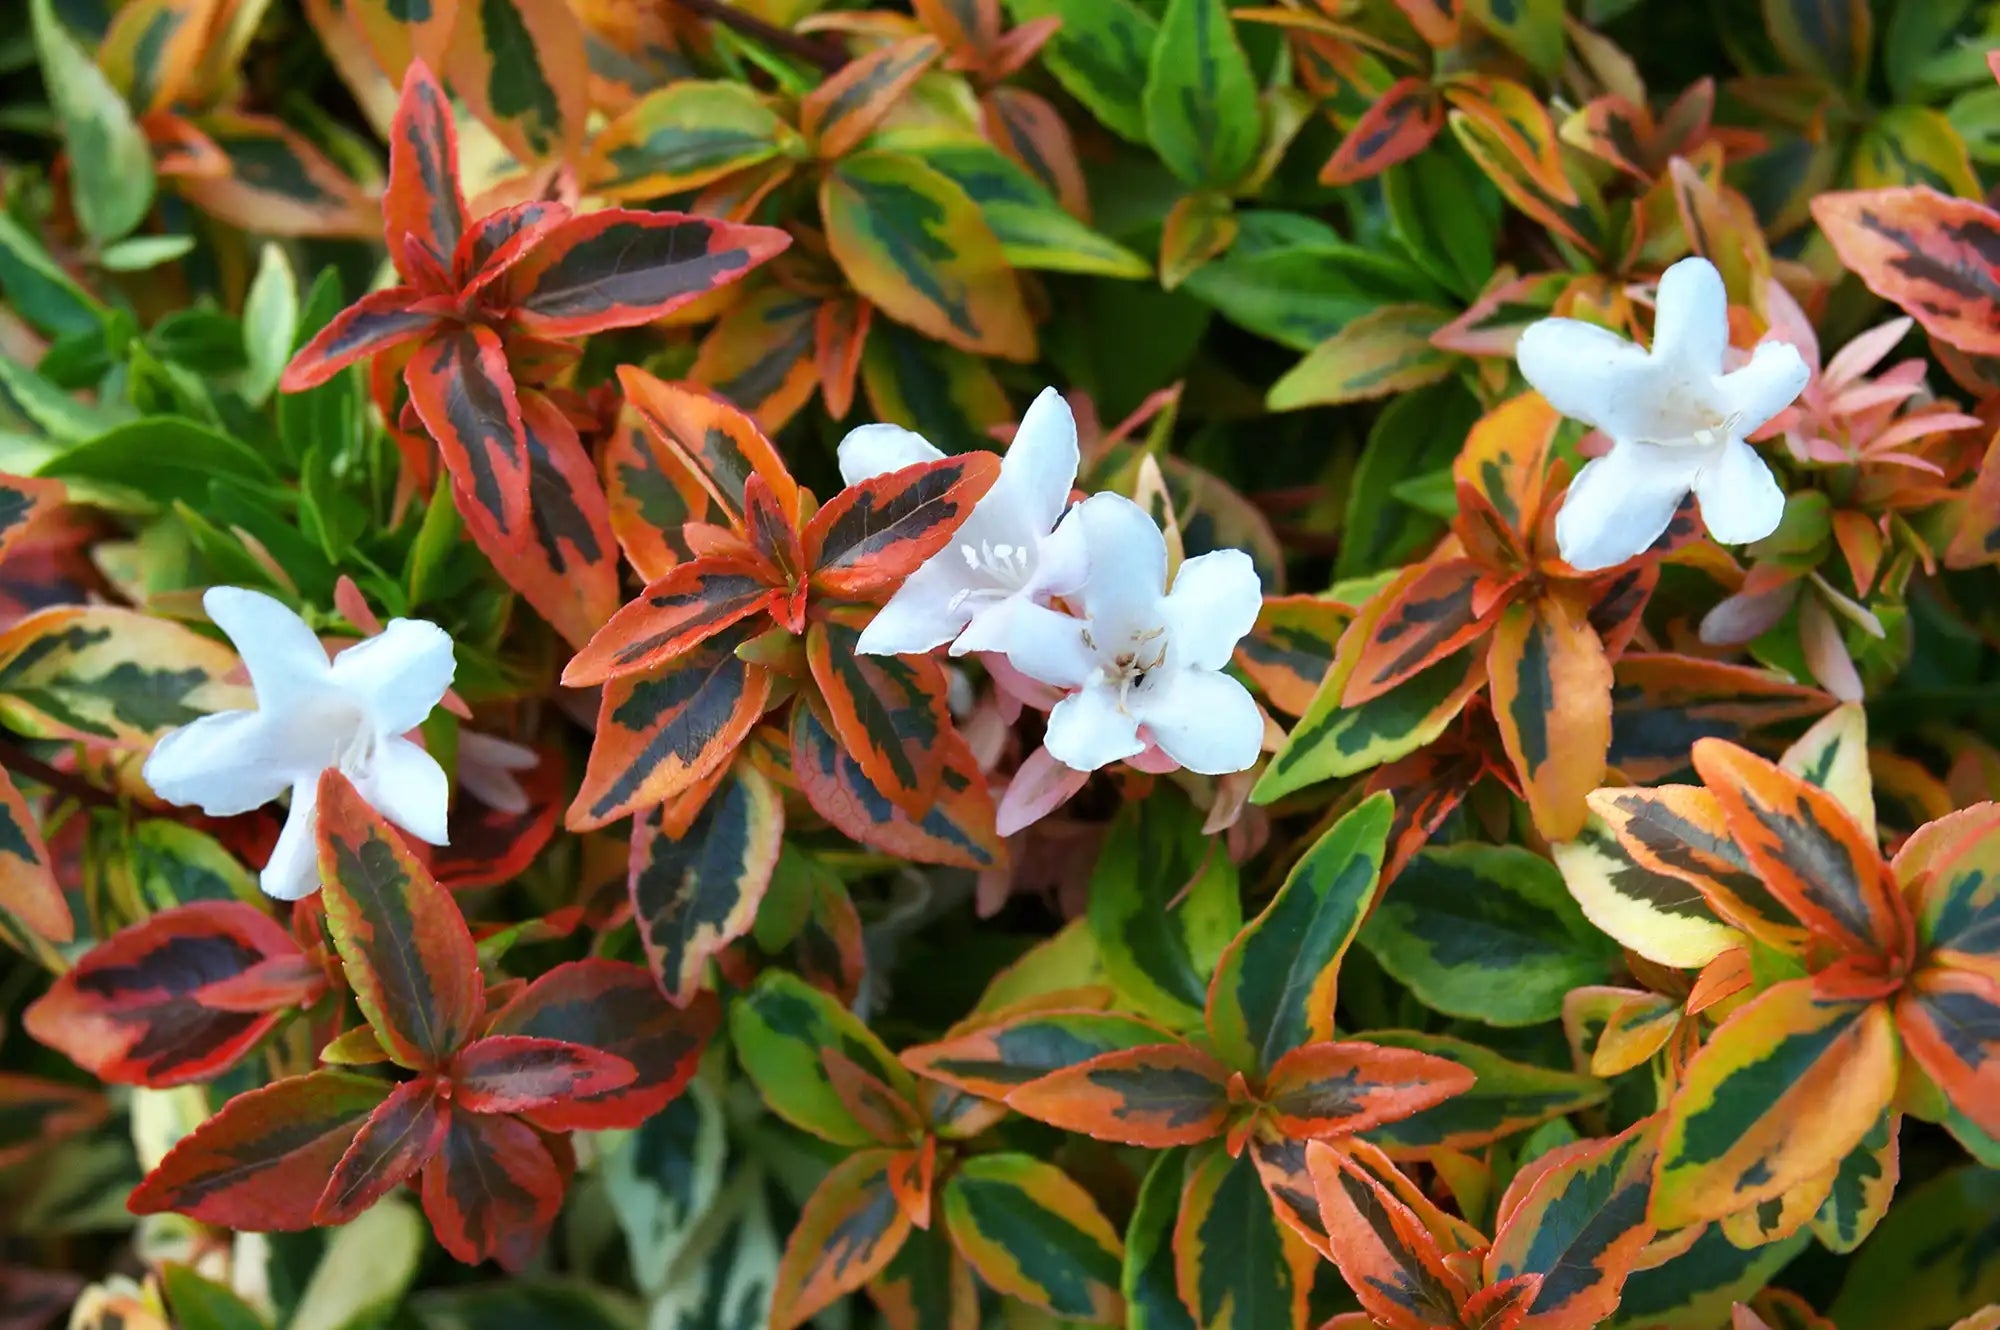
[463,389,621,649]
[1205,792,1392,1074]
[381,60,468,282]
[1003,1043,1231,1146]
[805,618,954,819]
[279,288,435,392]
[1246,1135,1336,1259]
[316,769,484,1071]
[449,1035,636,1114]
[1362,1032,1608,1155]
[1552,807,1744,970]
[773,1149,913,1330]
[0,1073,106,1171]
[1486,1116,1662,1330]
[690,284,822,433]
[1488,595,1614,842]
[1440,78,1575,203]
[628,764,783,1006]
[1306,1139,1465,1330]
[568,628,770,830]
[1453,391,1557,560]
[602,394,713,581]
[1914,809,2000,978]
[129,1070,391,1229]
[24,902,298,1086]
[1653,976,1899,1229]
[0,766,70,942]
[821,151,1036,361]
[0,605,248,747]
[1176,1143,1317,1330]
[442,0,587,166]
[584,80,795,201]
[940,1153,1125,1322]
[502,209,790,338]
[615,368,801,530]
[745,473,806,588]
[563,557,774,686]
[826,1046,926,1146]
[405,324,533,552]
[1809,1108,1898,1254]
[1583,784,1810,955]
[731,969,917,1147]
[789,701,1005,871]
[804,453,1002,597]
[179,113,379,240]
[1235,594,1349,718]
[1262,1041,1476,1139]
[97,0,216,115]
[1267,304,1455,411]
[429,744,563,891]
[1811,188,2000,357]
[901,1009,1175,1101]
[1342,559,1495,706]
[485,959,716,1131]
[1895,967,2000,1141]
[0,474,62,564]
[1608,653,1833,784]
[1691,738,1907,961]
[419,1110,566,1271]
[1320,78,1444,186]
[315,1075,448,1225]
[800,36,944,160]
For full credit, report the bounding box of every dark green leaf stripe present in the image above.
[1256,647,1477,801]
[1125,1150,1198,1330]
[1180,1146,1301,1330]
[630,768,780,1004]
[730,970,912,1146]
[1088,790,1241,1027]
[1363,1032,1606,1152]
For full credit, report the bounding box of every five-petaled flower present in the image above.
[842,386,1086,658]
[1008,493,1263,775]
[142,587,456,901]
[1517,256,1809,572]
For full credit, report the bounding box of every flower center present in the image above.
[1082,624,1169,713]
[948,539,1036,613]
[320,703,378,777]
[1643,398,1743,449]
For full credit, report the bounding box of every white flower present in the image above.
[840,387,1087,657]
[142,587,456,901]
[1007,494,1263,775]
[1517,256,1809,572]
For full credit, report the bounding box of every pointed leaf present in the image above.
[450,1035,637,1114]
[772,1149,912,1330]
[584,80,795,201]
[315,1076,448,1225]
[1341,559,1494,706]
[382,60,468,280]
[790,700,1005,871]
[0,605,248,747]
[1142,0,1261,190]
[1205,792,1392,1074]
[615,368,801,531]
[178,112,378,239]
[1176,1144,1316,1330]
[129,1070,392,1229]
[1914,808,2000,977]
[564,557,775,686]
[1810,188,2000,357]
[690,284,822,433]
[801,36,944,160]
[1268,304,1456,411]
[1551,810,1743,970]
[1320,78,1444,187]
[1004,1043,1231,1146]
[804,453,1001,597]
[1262,1041,1476,1139]
[1808,1108,1898,1254]
[280,289,435,393]
[805,617,953,819]
[443,0,587,165]
[1124,1149,1197,1330]
[1307,1139,1464,1330]
[940,1153,1124,1321]
[602,391,713,580]
[317,769,484,1071]
[902,1009,1176,1101]
[503,210,790,338]
[31,0,154,245]
[419,1110,565,1271]
[405,325,533,552]
[731,969,916,1147]
[1895,967,2000,1140]
[1489,594,1613,841]
[1363,1032,1609,1155]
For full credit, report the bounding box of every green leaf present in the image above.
[411,1281,645,1330]
[1180,216,1439,351]
[0,209,109,338]
[127,819,261,908]
[1142,0,1262,190]
[1337,382,1480,580]
[242,243,299,407]
[1254,643,1481,803]
[912,142,1151,279]
[1124,1150,1196,1330]
[1607,1224,1809,1330]
[1357,844,1620,1026]
[1362,1032,1608,1154]
[1087,787,1242,1029]
[602,1082,727,1294]
[30,0,156,245]
[728,970,915,1146]
[38,417,279,510]
[162,1265,269,1330]
[1382,144,1501,300]
[939,1153,1124,1322]
[1005,0,1156,143]
[0,356,124,440]
[98,234,196,272]
[1465,0,1566,75]
[1267,304,1455,411]
[1173,1143,1309,1330]
[290,1199,428,1330]
[1827,1165,2000,1328]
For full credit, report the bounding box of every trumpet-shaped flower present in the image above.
[142,587,456,901]
[842,387,1087,657]
[1517,256,1809,572]
[1007,494,1263,775]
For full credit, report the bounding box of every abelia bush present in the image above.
[4,2,2000,1329]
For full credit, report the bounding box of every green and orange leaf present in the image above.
[940,1153,1125,1322]
[1811,188,2000,357]
[1488,594,1613,842]
[1895,967,2000,1140]
[1174,1144,1318,1330]
[380,60,468,281]
[901,1008,1175,1101]
[584,80,798,201]
[800,36,944,160]
[805,453,1001,597]
[0,605,248,747]
[1342,559,1494,706]
[805,618,955,820]
[1261,1040,1476,1139]
[616,368,802,531]
[1320,78,1444,187]
[1307,1138,1466,1330]
[731,969,917,1147]
[564,557,776,686]
[772,1149,914,1330]
[449,1036,637,1115]
[1003,1043,1232,1147]
[0,767,70,942]
[405,324,534,552]
[442,0,587,165]
[790,701,1005,871]
[1234,594,1350,718]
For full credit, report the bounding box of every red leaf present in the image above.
[25,902,301,1086]
[405,325,534,551]
[501,209,790,337]
[1321,78,1444,186]
[804,454,1002,598]
[616,368,803,530]
[429,743,564,891]
[0,765,71,943]
[419,1112,565,1270]
[315,1075,449,1225]
[383,60,470,286]
[280,288,439,393]
[563,556,776,686]
[790,700,1005,871]
[485,959,717,1130]
[449,1035,637,1114]
[129,1071,392,1230]
[455,199,570,299]
[806,615,954,820]
[316,769,485,1071]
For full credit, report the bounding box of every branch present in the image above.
[0,736,121,811]
[671,0,847,72]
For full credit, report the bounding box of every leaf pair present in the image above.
[281,61,789,555]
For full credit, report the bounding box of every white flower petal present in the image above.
[856,558,978,656]
[999,388,1080,532]
[1043,685,1145,772]
[329,617,455,737]
[1029,501,1090,599]
[355,736,451,845]
[203,586,331,709]
[1693,440,1786,546]
[261,783,323,901]
[836,423,943,486]
[951,596,1024,657]
[1132,669,1263,775]
[1162,549,1261,672]
[1003,603,1098,691]
[1515,318,1655,437]
[1073,493,1168,636]
[142,710,293,815]
[1554,442,1705,572]
[1651,256,1729,371]
[1718,340,1810,434]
